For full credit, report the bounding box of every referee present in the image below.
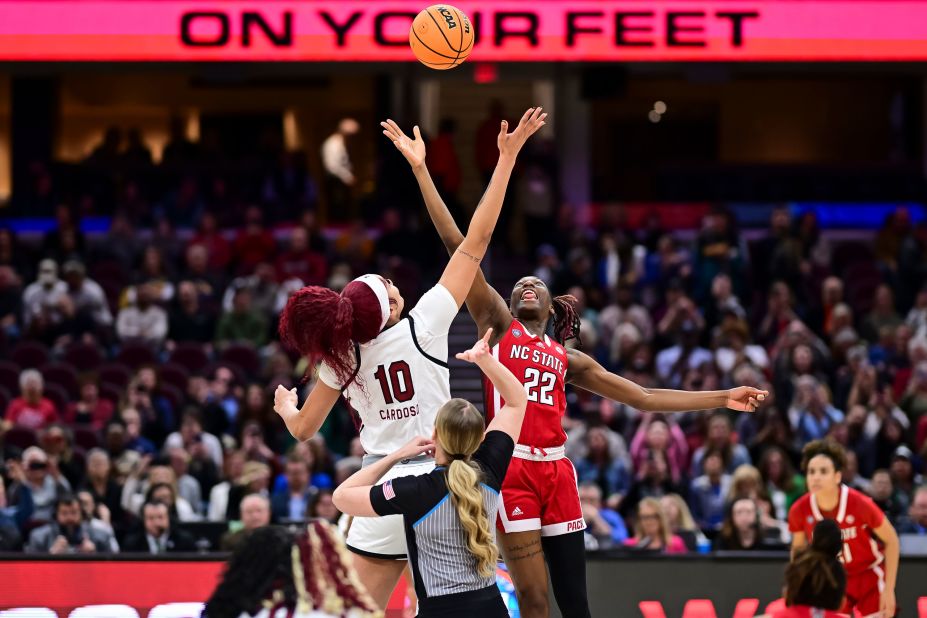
[334,329,526,617]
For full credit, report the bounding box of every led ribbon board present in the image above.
[0,1,925,61]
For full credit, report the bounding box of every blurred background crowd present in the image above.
[0,110,925,557]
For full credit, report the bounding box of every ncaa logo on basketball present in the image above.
[513,329,522,338]
[437,7,457,29]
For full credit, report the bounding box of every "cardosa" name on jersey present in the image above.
[509,345,566,377]
[379,404,420,420]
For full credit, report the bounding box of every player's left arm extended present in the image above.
[566,349,768,413]
[874,518,899,612]
[332,436,434,517]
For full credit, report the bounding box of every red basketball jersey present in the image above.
[769,606,849,618]
[484,319,569,449]
[788,485,886,576]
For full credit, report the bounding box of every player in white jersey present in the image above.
[273,106,547,608]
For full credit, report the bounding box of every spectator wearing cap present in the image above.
[116,282,168,347]
[890,445,922,503]
[215,287,268,350]
[22,258,68,337]
[62,259,112,332]
[64,378,114,431]
[4,369,58,431]
[896,485,927,534]
[7,446,71,523]
[122,500,196,554]
[26,493,115,554]
[221,493,271,551]
[271,456,316,523]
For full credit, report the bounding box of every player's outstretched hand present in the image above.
[497,107,547,159]
[381,119,426,169]
[394,435,436,461]
[273,384,298,417]
[726,386,769,413]
[456,328,493,364]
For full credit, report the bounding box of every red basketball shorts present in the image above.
[496,445,586,537]
[842,566,885,617]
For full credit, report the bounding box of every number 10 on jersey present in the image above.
[373,361,416,404]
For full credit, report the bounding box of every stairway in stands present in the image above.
[447,249,534,413]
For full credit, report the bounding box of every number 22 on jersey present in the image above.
[524,368,556,406]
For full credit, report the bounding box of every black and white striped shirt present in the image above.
[370,431,513,604]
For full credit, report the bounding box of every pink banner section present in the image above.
[0,1,925,61]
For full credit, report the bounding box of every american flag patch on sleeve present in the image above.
[383,480,396,500]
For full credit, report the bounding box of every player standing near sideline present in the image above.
[381,120,768,618]
[273,107,546,609]
[788,440,899,618]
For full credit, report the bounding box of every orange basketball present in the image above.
[409,5,474,70]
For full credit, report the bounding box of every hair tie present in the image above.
[350,274,390,331]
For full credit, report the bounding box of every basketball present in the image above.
[409,4,474,70]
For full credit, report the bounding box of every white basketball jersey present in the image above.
[318,284,457,456]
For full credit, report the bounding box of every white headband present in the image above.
[351,274,391,331]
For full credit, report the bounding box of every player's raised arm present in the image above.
[566,348,768,413]
[381,111,541,332]
[455,329,527,441]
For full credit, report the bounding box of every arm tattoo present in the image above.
[504,538,543,562]
[456,248,482,263]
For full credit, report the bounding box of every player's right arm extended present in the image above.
[273,381,341,442]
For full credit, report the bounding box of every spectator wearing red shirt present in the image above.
[4,369,58,431]
[64,380,114,431]
[189,212,232,271]
[233,207,277,275]
[275,227,326,286]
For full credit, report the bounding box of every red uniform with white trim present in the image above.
[788,485,887,618]
[484,319,586,537]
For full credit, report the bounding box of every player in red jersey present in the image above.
[758,519,850,618]
[788,440,899,617]
[381,121,767,618]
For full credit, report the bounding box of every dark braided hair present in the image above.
[551,294,581,345]
[784,519,846,609]
[203,526,297,618]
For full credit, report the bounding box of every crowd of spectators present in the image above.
[1,117,926,556]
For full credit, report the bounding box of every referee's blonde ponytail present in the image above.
[436,399,497,578]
